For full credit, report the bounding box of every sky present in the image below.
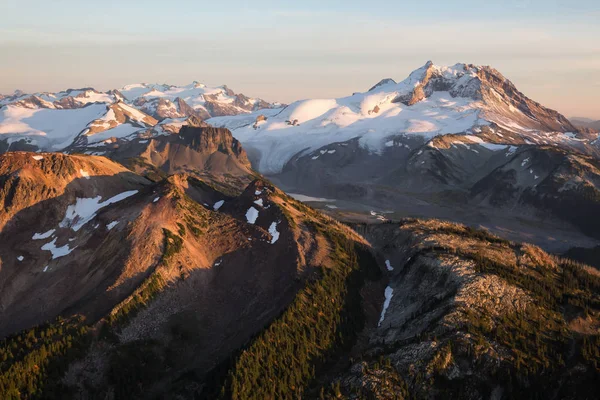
[1,0,599,119]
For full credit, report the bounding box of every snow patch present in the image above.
[33,229,55,240]
[106,221,119,230]
[378,286,394,326]
[245,207,259,224]
[385,260,394,271]
[59,190,138,231]
[213,200,225,210]
[254,198,264,207]
[268,221,280,244]
[288,193,335,202]
[41,237,75,259]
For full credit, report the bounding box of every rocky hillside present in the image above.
[0,152,375,399]
[471,146,600,238]
[72,125,256,191]
[317,219,600,400]
[1,62,600,400]
[571,118,600,132]
[0,149,598,399]
[199,62,600,246]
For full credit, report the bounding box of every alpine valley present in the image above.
[1,62,599,400]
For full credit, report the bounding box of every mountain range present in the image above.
[1,62,599,399]
[571,117,600,132]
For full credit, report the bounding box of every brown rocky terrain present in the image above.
[0,150,375,399]
[134,97,210,120]
[82,101,158,139]
[570,118,600,132]
[392,62,576,133]
[92,125,256,191]
[0,148,598,399]
[314,219,600,399]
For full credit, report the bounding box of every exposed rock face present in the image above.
[571,118,600,132]
[476,66,576,132]
[319,219,600,399]
[95,126,255,190]
[81,101,158,140]
[134,97,210,120]
[368,78,396,92]
[391,62,577,133]
[253,114,268,129]
[0,152,148,231]
[177,126,249,163]
[185,114,210,128]
[0,152,151,336]
[13,95,56,109]
[0,153,373,399]
[473,147,600,238]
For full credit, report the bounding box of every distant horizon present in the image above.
[1,1,599,119]
[1,64,598,121]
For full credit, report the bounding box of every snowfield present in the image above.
[378,286,394,326]
[207,108,283,131]
[385,260,394,271]
[85,123,142,144]
[119,82,272,115]
[268,222,280,244]
[219,87,485,174]
[59,190,139,232]
[41,237,76,259]
[32,229,56,240]
[245,207,259,224]
[0,104,107,150]
[204,62,581,175]
[288,193,336,202]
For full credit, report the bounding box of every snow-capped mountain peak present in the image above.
[208,62,582,174]
[0,80,282,153]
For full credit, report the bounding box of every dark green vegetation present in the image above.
[0,227,184,400]
[2,203,599,400]
[214,221,380,400]
[0,317,89,399]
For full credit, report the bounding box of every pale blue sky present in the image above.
[1,0,599,118]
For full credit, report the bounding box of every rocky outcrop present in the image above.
[134,97,210,120]
[320,219,600,399]
[185,114,210,128]
[390,62,578,133]
[13,95,55,109]
[476,66,577,132]
[177,126,249,163]
[368,78,396,92]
